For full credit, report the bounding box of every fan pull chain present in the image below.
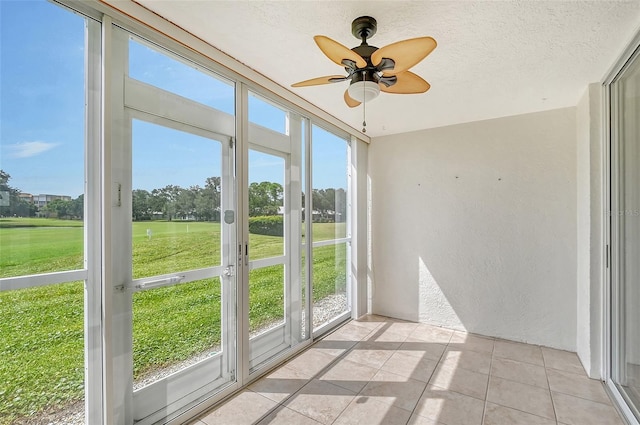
[362,80,367,133]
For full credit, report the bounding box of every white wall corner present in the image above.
[576,85,591,374]
[575,82,604,379]
[351,137,369,319]
[369,108,577,349]
[588,82,604,380]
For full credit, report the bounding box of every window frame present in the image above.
[3,0,370,423]
[308,122,354,337]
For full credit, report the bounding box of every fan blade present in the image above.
[314,35,367,69]
[371,37,437,75]
[344,89,361,108]
[380,71,431,94]
[291,75,347,87]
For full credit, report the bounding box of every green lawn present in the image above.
[0,218,347,424]
[0,218,83,277]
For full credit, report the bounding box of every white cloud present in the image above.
[8,141,60,158]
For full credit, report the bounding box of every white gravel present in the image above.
[312,293,348,329]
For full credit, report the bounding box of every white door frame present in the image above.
[603,27,640,425]
[109,27,240,425]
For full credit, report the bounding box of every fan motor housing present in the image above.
[350,69,380,85]
[351,44,378,63]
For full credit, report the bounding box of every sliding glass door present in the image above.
[610,45,640,422]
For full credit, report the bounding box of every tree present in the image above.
[149,189,165,219]
[188,177,221,221]
[70,194,84,219]
[151,185,181,220]
[132,190,151,221]
[311,187,346,222]
[334,188,347,222]
[127,177,346,224]
[312,189,331,220]
[176,186,196,219]
[205,177,221,220]
[0,170,10,188]
[44,198,72,219]
[248,181,283,216]
[0,169,37,218]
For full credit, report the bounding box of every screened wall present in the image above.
[0,1,367,424]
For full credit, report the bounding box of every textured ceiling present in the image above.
[133,0,640,137]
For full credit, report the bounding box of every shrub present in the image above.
[248,215,283,237]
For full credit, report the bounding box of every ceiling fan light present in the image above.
[348,80,380,103]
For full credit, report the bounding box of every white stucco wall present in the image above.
[576,83,603,378]
[369,108,577,350]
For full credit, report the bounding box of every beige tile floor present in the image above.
[190,315,626,425]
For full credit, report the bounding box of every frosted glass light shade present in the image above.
[347,80,380,103]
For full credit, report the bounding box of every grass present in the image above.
[0,218,83,277]
[0,218,347,424]
[132,221,223,278]
[132,278,222,377]
[0,281,84,423]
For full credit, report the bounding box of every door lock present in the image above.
[223,265,235,277]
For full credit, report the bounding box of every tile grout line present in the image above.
[549,388,623,406]
[463,341,560,423]
[481,344,495,425]
[262,320,385,423]
[480,398,561,423]
[428,333,495,404]
[402,327,454,424]
[481,345,563,424]
[359,319,432,425]
[541,348,560,424]
[442,350,493,375]
[344,321,414,424]
[489,362,552,391]
[543,357,619,406]
[280,405,324,425]
[326,322,388,425]
[204,319,611,425]
[492,352,546,368]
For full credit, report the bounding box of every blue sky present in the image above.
[0,1,85,197]
[0,0,347,199]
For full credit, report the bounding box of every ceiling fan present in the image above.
[291,16,437,109]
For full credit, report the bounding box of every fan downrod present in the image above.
[351,16,377,42]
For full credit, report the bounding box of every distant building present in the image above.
[18,193,34,203]
[33,194,72,208]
